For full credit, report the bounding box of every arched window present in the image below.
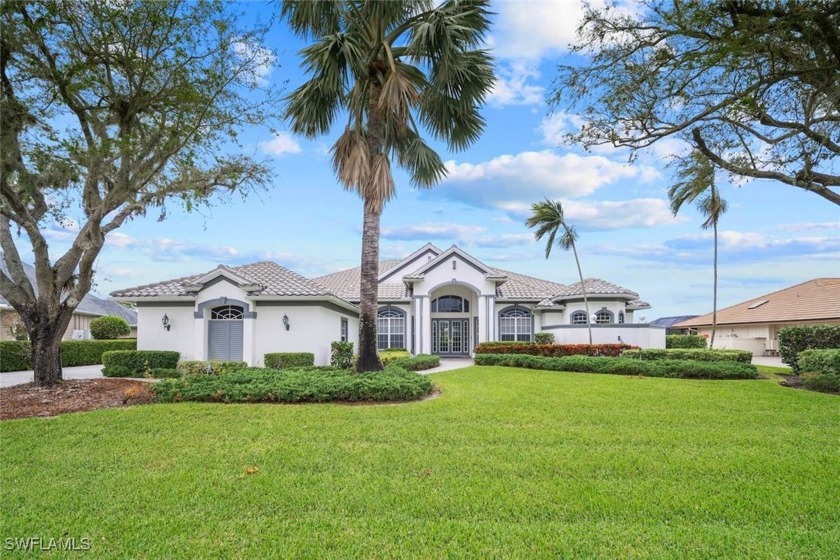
[210,305,244,320]
[377,307,405,350]
[570,311,588,325]
[595,309,614,324]
[618,311,625,324]
[499,307,531,341]
[431,295,469,313]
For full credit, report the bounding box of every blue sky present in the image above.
[39,0,839,319]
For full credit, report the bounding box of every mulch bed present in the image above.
[1,379,155,420]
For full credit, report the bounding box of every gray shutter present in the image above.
[228,320,244,361]
[208,320,244,361]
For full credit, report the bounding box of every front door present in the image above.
[432,319,470,355]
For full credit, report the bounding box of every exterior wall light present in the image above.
[283,314,290,331]
[162,314,171,331]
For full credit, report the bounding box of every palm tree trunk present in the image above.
[570,238,592,345]
[710,221,718,350]
[356,199,384,372]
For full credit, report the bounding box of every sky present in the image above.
[35,0,840,320]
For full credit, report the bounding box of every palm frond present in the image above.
[396,135,446,188]
[284,80,340,138]
[281,0,344,39]
[331,127,369,191]
[363,153,396,212]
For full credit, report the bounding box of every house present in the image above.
[110,243,663,366]
[650,316,699,334]
[0,260,137,341]
[673,278,840,356]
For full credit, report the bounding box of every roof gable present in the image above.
[402,245,505,280]
[378,243,442,282]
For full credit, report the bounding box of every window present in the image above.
[618,311,625,324]
[570,311,588,325]
[431,295,469,313]
[210,305,243,320]
[340,318,349,342]
[377,308,405,350]
[595,309,614,324]
[499,307,531,342]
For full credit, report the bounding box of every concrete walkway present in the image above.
[752,356,789,368]
[0,364,107,388]
[420,358,474,375]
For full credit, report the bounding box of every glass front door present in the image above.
[432,319,470,355]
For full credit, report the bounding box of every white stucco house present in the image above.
[110,243,663,366]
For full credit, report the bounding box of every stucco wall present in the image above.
[540,324,666,348]
[137,305,196,359]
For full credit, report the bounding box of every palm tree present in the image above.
[525,199,592,345]
[668,150,728,349]
[281,1,494,372]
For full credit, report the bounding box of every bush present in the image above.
[534,332,555,344]
[622,348,752,363]
[779,325,840,372]
[666,334,707,349]
[380,349,410,365]
[801,372,840,393]
[0,339,138,372]
[152,365,434,404]
[176,360,248,376]
[475,342,634,358]
[331,341,354,369]
[474,353,758,380]
[89,315,131,339]
[102,350,180,377]
[797,349,840,394]
[391,354,440,371]
[264,352,314,369]
[148,368,180,379]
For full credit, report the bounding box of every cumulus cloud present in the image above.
[259,132,302,156]
[233,40,275,86]
[381,222,485,242]
[539,112,585,145]
[490,1,593,60]
[487,62,545,107]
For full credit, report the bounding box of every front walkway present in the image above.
[1,364,105,388]
[421,357,474,375]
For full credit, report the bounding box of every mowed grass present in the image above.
[2,366,839,559]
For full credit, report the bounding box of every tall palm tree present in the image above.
[525,199,592,345]
[281,1,494,372]
[669,150,728,349]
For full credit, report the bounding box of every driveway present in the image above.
[0,364,104,388]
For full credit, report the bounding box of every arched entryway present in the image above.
[429,290,475,356]
[208,305,244,361]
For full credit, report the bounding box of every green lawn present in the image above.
[2,366,839,558]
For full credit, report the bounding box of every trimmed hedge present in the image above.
[475,353,758,380]
[0,339,137,372]
[330,341,354,369]
[534,332,555,344]
[391,354,440,371]
[798,349,840,393]
[380,349,410,365]
[801,373,840,393]
[779,325,840,372]
[666,334,707,349]
[475,342,635,358]
[152,365,434,403]
[622,348,752,363]
[264,352,314,369]
[176,360,248,376]
[102,350,180,377]
[89,315,130,340]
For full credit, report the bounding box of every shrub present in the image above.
[779,325,840,372]
[102,350,180,377]
[475,342,634,358]
[89,315,131,339]
[152,365,434,404]
[474,353,758,380]
[148,368,180,379]
[534,332,555,344]
[801,372,840,393]
[391,354,440,371]
[622,348,752,363]
[666,334,707,349]
[330,341,354,369]
[797,349,840,394]
[264,352,314,369]
[380,349,410,365]
[176,360,248,376]
[0,340,31,372]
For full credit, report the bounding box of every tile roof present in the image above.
[555,278,640,298]
[491,268,568,300]
[675,278,840,327]
[111,261,336,298]
[651,315,698,328]
[1,259,137,325]
[315,260,407,301]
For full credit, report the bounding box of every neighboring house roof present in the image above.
[651,315,699,328]
[111,261,337,299]
[675,278,840,328]
[0,259,137,326]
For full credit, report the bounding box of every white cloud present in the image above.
[233,40,275,86]
[539,112,585,145]
[490,1,593,60]
[381,222,486,242]
[259,132,302,156]
[487,62,545,107]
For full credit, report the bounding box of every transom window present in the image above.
[570,311,588,325]
[595,309,614,324]
[377,308,405,350]
[210,305,243,320]
[499,307,531,342]
[431,295,469,313]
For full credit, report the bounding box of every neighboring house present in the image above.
[0,260,137,341]
[111,243,663,366]
[650,316,699,335]
[674,278,840,356]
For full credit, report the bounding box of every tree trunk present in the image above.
[30,321,64,386]
[356,198,384,373]
[710,221,718,350]
[571,239,593,345]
